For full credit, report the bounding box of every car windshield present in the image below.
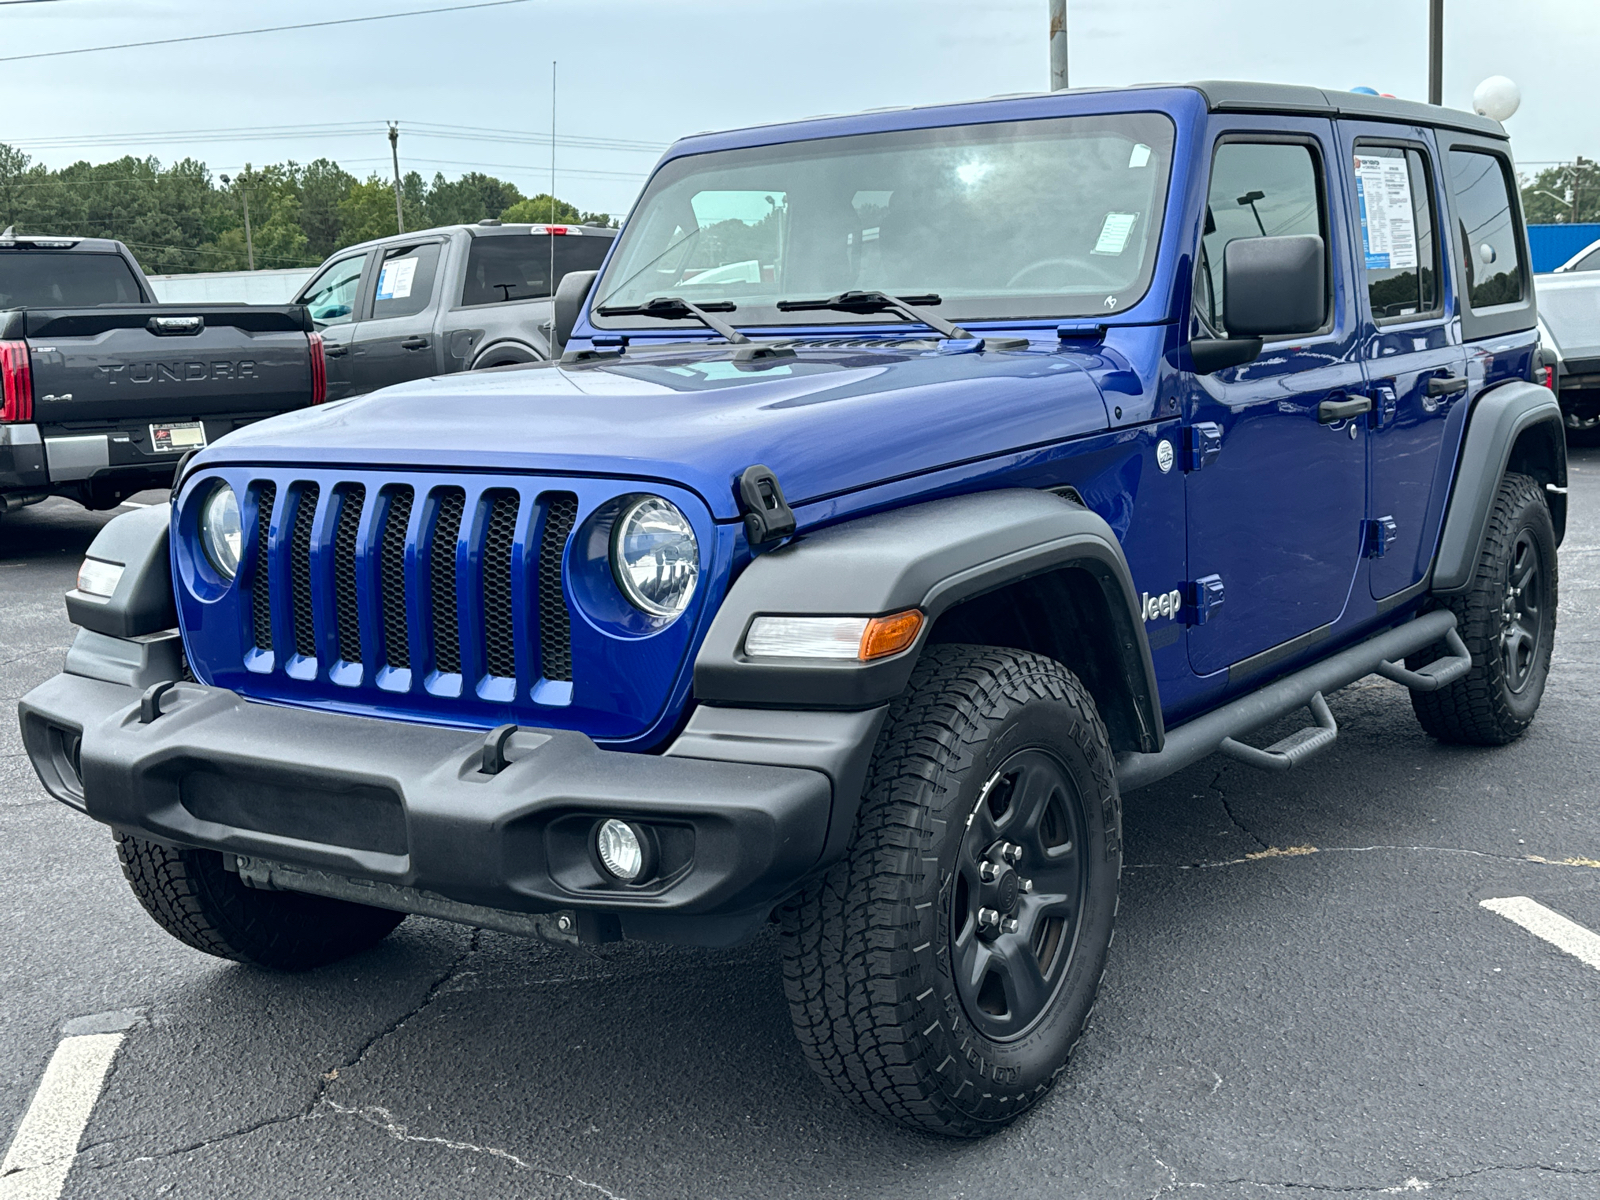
[593,111,1176,329]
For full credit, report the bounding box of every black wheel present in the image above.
[115,832,405,971]
[779,645,1120,1137]
[1410,472,1557,745]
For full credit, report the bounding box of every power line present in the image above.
[0,0,533,63]
[4,123,665,155]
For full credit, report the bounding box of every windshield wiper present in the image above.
[595,295,750,344]
[774,290,971,340]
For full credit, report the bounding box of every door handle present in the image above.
[323,344,348,358]
[1318,396,1373,424]
[1426,374,1469,397]
[401,336,430,351]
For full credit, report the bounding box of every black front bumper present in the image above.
[19,672,854,946]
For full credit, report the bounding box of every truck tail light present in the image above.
[308,331,327,405]
[0,339,32,422]
[1534,363,1557,393]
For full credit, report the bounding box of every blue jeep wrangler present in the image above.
[20,81,1564,1136]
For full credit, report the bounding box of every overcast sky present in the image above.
[2,0,1595,218]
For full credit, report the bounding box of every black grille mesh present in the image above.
[482,491,519,678]
[379,487,414,670]
[251,482,276,651]
[289,484,320,658]
[333,486,366,664]
[538,492,578,682]
[429,489,466,675]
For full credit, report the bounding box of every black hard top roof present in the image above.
[1175,80,1507,139]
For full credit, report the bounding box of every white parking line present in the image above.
[1481,896,1600,972]
[0,1013,137,1200]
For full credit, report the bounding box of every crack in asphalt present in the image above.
[1127,843,1600,872]
[1208,767,1269,850]
[325,1100,632,1199]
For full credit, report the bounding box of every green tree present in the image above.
[298,158,356,259]
[428,171,523,226]
[1521,158,1600,225]
[501,193,583,224]
[337,175,423,244]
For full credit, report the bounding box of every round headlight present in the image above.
[611,497,698,618]
[200,483,242,582]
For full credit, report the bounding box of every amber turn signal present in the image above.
[859,609,924,660]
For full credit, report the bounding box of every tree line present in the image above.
[0,144,615,276]
[1520,158,1600,226]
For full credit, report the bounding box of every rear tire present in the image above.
[779,645,1120,1137]
[115,832,405,970]
[1410,472,1557,745]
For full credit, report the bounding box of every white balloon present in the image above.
[1473,76,1521,122]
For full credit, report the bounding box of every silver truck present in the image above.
[293,220,617,401]
[1536,235,1600,438]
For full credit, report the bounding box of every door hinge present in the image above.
[1367,384,1398,429]
[1364,515,1398,558]
[1187,574,1226,624]
[1183,422,1223,472]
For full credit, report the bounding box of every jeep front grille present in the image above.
[248,478,579,693]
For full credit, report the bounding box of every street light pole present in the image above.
[388,122,405,235]
[1428,0,1443,106]
[1049,0,1068,91]
[219,172,254,271]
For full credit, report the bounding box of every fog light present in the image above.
[596,818,645,882]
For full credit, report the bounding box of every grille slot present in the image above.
[429,489,466,675]
[332,485,366,664]
[250,482,276,651]
[538,492,578,681]
[379,487,414,669]
[482,491,519,678]
[289,484,320,659]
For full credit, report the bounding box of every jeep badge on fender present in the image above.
[20,80,1561,1139]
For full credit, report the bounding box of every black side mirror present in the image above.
[552,270,598,354]
[1222,234,1325,337]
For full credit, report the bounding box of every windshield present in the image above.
[593,112,1175,330]
[0,250,145,307]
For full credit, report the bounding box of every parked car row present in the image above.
[1535,235,1600,439]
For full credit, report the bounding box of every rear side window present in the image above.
[1354,146,1440,321]
[460,234,613,307]
[1196,141,1327,336]
[0,250,144,307]
[298,253,366,325]
[372,243,443,320]
[1447,149,1525,309]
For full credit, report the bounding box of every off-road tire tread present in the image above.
[115,832,404,970]
[1411,472,1556,745]
[778,644,1118,1137]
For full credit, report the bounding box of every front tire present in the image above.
[1410,472,1557,745]
[115,832,405,970]
[779,645,1120,1137]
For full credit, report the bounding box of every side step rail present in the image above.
[1375,627,1472,692]
[1218,692,1337,772]
[1116,609,1464,794]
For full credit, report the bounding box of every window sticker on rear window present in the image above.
[376,257,418,301]
[1092,212,1139,256]
[1354,155,1418,271]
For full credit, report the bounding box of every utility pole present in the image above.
[388,122,405,235]
[1427,0,1443,106]
[219,172,254,271]
[1048,0,1067,91]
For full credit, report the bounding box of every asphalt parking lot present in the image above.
[3,460,1599,1200]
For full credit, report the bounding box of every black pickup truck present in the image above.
[0,232,325,519]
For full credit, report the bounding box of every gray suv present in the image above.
[294,220,617,400]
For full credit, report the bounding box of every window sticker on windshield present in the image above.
[1128,143,1152,169]
[1092,212,1139,255]
[377,256,418,301]
[1354,155,1418,271]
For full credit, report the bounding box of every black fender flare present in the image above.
[693,489,1164,754]
[1432,380,1566,595]
[63,503,176,638]
[470,339,544,370]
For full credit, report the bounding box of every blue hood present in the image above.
[202,344,1111,521]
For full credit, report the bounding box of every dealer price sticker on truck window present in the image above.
[376,257,418,301]
[1354,155,1417,271]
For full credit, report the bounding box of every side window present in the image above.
[371,242,443,320]
[1447,149,1525,309]
[1196,141,1326,335]
[298,253,367,326]
[1355,146,1440,321]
